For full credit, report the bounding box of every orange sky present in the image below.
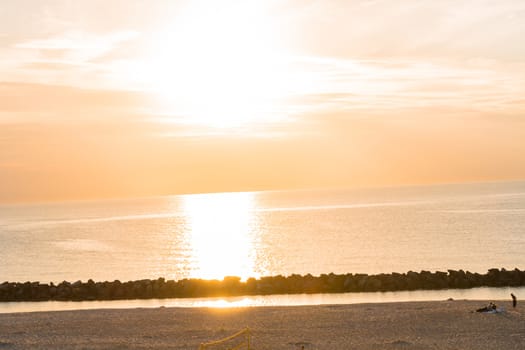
[1,1,525,203]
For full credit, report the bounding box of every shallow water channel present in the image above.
[1,286,523,314]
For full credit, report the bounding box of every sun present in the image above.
[144,1,294,130]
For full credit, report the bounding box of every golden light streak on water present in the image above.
[181,192,258,281]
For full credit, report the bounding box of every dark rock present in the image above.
[3,268,525,302]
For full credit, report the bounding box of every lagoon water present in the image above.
[2,181,525,285]
[2,286,525,314]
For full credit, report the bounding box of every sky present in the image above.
[1,0,525,203]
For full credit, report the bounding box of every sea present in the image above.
[1,181,525,312]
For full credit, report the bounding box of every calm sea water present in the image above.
[1,181,525,284]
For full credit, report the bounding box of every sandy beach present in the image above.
[0,300,523,349]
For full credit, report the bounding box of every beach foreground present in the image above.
[0,300,523,349]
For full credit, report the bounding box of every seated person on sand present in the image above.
[476,302,497,313]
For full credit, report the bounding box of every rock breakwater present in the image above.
[1,268,524,302]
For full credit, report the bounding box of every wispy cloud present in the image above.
[284,55,525,117]
[2,30,140,89]
[15,30,138,54]
[284,0,525,61]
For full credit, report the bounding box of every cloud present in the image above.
[15,30,138,52]
[19,62,83,70]
[13,30,140,66]
[284,55,525,117]
[282,0,525,61]
[1,30,141,89]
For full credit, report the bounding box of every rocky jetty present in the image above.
[1,268,524,302]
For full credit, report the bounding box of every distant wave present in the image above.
[4,200,431,228]
[435,209,525,214]
[256,200,429,213]
[5,212,184,229]
[483,192,525,198]
[17,198,525,228]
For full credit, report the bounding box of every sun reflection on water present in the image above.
[181,192,258,281]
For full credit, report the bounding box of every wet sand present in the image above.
[0,300,523,349]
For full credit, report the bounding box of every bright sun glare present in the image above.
[145,1,294,129]
[182,192,258,280]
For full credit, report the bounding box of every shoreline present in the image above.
[0,300,523,349]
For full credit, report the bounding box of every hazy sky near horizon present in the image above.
[1,0,525,202]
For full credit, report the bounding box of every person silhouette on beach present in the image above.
[476,302,497,312]
[511,293,517,308]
